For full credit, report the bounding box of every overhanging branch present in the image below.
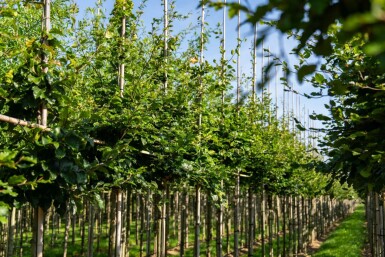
[0,114,105,145]
[0,114,50,131]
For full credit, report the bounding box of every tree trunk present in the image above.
[160,186,167,257]
[136,194,140,246]
[115,189,123,257]
[206,191,213,257]
[268,195,274,257]
[87,205,95,257]
[194,185,201,257]
[6,207,16,257]
[146,191,152,257]
[139,195,145,257]
[234,173,240,257]
[19,208,26,257]
[96,208,101,253]
[63,202,71,257]
[109,191,117,257]
[216,184,223,257]
[80,202,87,255]
[71,211,76,246]
[125,188,132,257]
[261,190,266,257]
[282,196,287,257]
[180,188,187,257]
[247,188,254,257]
[31,207,44,257]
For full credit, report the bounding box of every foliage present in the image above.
[303,26,385,194]
[207,0,385,79]
[0,0,355,226]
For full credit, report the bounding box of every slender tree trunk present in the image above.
[154,193,161,257]
[121,192,126,257]
[160,186,167,257]
[282,196,287,257]
[116,189,123,257]
[71,211,76,246]
[240,192,245,248]
[234,172,240,257]
[87,205,95,257]
[225,191,231,255]
[166,186,170,253]
[6,207,16,257]
[109,191,117,257]
[175,192,180,241]
[275,196,281,257]
[63,202,71,257]
[248,188,254,257]
[136,194,140,246]
[96,208,101,253]
[49,208,54,248]
[125,188,132,257]
[19,208,25,257]
[139,195,145,257]
[180,188,187,257]
[268,195,274,257]
[216,182,223,257]
[206,191,213,257]
[146,191,152,257]
[80,202,87,255]
[261,190,266,257]
[194,185,201,257]
[32,207,44,257]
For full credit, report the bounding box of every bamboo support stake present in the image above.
[261,40,264,104]
[163,0,168,92]
[119,2,126,97]
[252,24,257,103]
[193,2,205,256]
[275,65,278,119]
[234,3,241,255]
[32,1,51,256]
[236,0,241,110]
[217,2,226,256]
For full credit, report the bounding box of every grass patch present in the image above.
[312,204,366,257]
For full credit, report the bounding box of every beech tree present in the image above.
[0,1,362,256]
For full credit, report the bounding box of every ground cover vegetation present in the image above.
[0,0,365,256]
[312,204,366,257]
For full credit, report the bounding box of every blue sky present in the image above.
[75,0,328,145]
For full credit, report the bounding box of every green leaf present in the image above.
[298,65,317,82]
[360,167,371,178]
[7,175,26,186]
[41,136,53,146]
[0,9,18,17]
[105,31,113,39]
[364,41,385,56]
[29,75,41,85]
[50,27,63,36]
[55,147,66,159]
[314,73,325,84]
[32,86,45,99]
[0,202,9,224]
[65,133,81,150]
[0,151,17,169]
